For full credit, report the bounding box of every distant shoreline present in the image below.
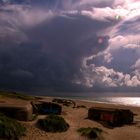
[47,96,140,107]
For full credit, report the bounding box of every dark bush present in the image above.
[52,98,76,108]
[0,114,26,140]
[38,115,69,132]
[76,105,87,109]
[77,127,103,139]
[63,103,71,107]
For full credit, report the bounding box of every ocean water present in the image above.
[66,96,140,107]
[39,92,140,107]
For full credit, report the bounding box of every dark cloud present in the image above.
[0,0,139,93]
[88,45,140,74]
[0,0,114,11]
[117,16,140,35]
[0,11,111,91]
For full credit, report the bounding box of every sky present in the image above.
[0,0,140,94]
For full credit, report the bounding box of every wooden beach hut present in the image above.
[0,98,33,121]
[88,107,134,126]
[32,101,62,115]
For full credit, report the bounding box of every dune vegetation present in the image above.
[0,91,35,100]
[77,127,103,139]
[0,114,26,140]
[38,114,69,132]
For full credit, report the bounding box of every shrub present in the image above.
[63,103,71,107]
[77,127,103,139]
[0,114,26,140]
[30,114,38,121]
[76,105,87,109]
[52,99,76,108]
[38,115,69,132]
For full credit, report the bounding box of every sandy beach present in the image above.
[18,97,140,140]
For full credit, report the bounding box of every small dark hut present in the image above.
[0,99,33,121]
[32,101,62,115]
[88,107,134,126]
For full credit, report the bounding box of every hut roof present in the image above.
[89,107,129,112]
[0,98,33,121]
[0,98,32,109]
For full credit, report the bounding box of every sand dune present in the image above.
[19,97,140,140]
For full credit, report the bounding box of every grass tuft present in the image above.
[75,105,87,109]
[77,127,103,139]
[0,91,35,100]
[0,114,26,140]
[38,115,69,132]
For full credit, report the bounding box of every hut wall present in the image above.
[32,102,62,115]
[40,103,62,114]
[88,109,101,120]
[121,110,133,124]
[0,105,33,121]
[17,105,33,121]
[100,112,114,122]
[88,108,134,126]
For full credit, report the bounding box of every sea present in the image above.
[67,96,140,107]
[44,92,140,107]
[29,91,140,107]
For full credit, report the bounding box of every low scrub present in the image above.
[0,114,26,140]
[30,114,38,121]
[76,105,87,109]
[77,127,103,139]
[0,91,35,100]
[38,115,69,132]
[52,98,76,108]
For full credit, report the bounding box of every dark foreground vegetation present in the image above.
[0,114,26,140]
[77,127,103,139]
[38,115,69,132]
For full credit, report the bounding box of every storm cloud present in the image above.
[0,3,112,92]
[83,0,140,91]
[0,0,139,93]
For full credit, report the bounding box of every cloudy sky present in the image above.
[0,0,140,93]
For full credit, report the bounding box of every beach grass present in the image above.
[75,105,87,109]
[77,127,103,139]
[0,114,26,140]
[38,114,69,132]
[0,91,35,100]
